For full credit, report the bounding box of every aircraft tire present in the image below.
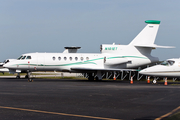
[153,80,157,84]
[88,76,94,81]
[88,73,94,81]
[95,76,102,81]
[25,75,28,79]
[28,79,33,82]
[16,76,20,79]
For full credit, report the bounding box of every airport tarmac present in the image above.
[0,78,180,120]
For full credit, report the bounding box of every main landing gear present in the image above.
[87,71,102,81]
[27,72,33,82]
[15,71,33,82]
[95,71,102,81]
[88,73,94,81]
[16,73,20,79]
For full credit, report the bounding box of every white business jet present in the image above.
[3,20,174,81]
[139,58,180,77]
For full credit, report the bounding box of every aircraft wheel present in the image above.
[25,75,28,79]
[28,79,33,82]
[153,80,157,84]
[16,76,20,79]
[95,76,102,81]
[88,74,94,81]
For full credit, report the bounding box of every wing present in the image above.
[71,67,138,73]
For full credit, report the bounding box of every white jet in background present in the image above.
[139,58,180,82]
[3,20,174,81]
[0,59,16,75]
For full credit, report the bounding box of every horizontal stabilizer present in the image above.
[134,44,175,48]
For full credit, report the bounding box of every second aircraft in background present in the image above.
[140,58,180,77]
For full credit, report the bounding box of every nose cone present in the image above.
[3,63,14,69]
[3,63,9,68]
[139,65,165,76]
[139,69,149,75]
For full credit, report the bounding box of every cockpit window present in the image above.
[160,61,169,66]
[4,59,9,64]
[26,56,31,59]
[168,60,175,66]
[21,56,26,60]
[17,56,23,60]
[160,60,175,66]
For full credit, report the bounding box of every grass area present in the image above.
[0,72,18,76]
[165,111,180,120]
[0,72,58,76]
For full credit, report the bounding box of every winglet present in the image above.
[145,20,160,24]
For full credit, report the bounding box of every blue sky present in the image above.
[0,0,179,61]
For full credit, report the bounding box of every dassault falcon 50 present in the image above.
[3,20,174,81]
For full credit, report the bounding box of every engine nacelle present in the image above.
[104,57,129,65]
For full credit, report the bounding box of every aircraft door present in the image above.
[37,56,44,70]
[104,57,106,63]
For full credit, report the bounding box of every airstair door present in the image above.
[37,56,44,70]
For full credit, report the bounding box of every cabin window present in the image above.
[69,57,72,61]
[58,57,61,61]
[52,57,55,60]
[86,57,89,60]
[17,56,23,60]
[64,57,67,61]
[26,56,31,59]
[22,56,26,60]
[75,57,78,61]
[81,57,83,61]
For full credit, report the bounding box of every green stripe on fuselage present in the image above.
[14,56,147,67]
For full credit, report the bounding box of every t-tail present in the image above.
[129,20,174,56]
[101,20,174,55]
[129,20,161,46]
[101,20,174,67]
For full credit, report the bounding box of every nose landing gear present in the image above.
[16,73,20,79]
[27,72,33,82]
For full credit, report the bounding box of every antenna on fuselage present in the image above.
[63,47,81,53]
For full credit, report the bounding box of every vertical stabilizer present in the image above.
[129,20,160,46]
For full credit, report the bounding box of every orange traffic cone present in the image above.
[147,76,150,83]
[164,77,168,85]
[130,76,133,84]
[113,74,116,80]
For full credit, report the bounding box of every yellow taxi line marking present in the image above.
[155,106,180,120]
[0,106,121,120]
